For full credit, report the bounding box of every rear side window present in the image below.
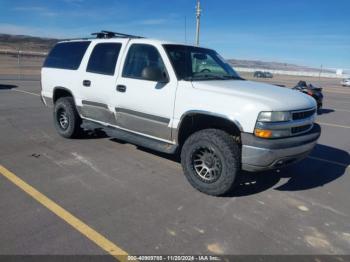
[122,44,166,79]
[86,43,122,75]
[43,41,91,70]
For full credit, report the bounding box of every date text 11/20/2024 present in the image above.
[127,255,221,261]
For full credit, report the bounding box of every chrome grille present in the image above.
[290,108,316,135]
[291,124,312,134]
[292,109,316,120]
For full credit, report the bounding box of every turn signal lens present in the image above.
[254,129,273,138]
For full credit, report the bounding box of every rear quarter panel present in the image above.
[41,67,82,100]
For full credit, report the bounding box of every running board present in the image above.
[83,120,178,154]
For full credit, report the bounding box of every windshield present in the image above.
[163,44,243,81]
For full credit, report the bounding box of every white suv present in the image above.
[41,31,321,196]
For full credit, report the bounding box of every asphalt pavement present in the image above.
[0,77,349,259]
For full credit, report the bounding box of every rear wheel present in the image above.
[181,129,240,196]
[54,97,82,138]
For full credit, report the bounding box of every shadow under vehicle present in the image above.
[80,124,346,198]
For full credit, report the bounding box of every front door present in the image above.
[114,43,177,141]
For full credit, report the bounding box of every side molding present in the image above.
[115,107,172,141]
[78,101,117,125]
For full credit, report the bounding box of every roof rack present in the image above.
[91,30,144,39]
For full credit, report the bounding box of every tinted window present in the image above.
[43,41,90,70]
[122,44,166,79]
[87,43,122,75]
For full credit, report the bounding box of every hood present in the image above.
[191,80,316,111]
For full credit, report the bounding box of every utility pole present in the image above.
[319,64,323,82]
[185,16,187,43]
[195,0,202,46]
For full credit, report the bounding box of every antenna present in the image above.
[195,0,202,46]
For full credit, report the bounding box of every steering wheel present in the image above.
[200,69,211,73]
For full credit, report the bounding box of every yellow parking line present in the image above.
[0,165,129,262]
[318,122,350,129]
[307,156,349,168]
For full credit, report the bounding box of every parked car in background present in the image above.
[253,71,264,78]
[341,78,350,87]
[264,72,273,78]
[293,81,323,112]
[254,71,273,78]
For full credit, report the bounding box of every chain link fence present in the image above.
[0,50,47,81]
[1,49,348,82]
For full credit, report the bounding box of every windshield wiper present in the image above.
[222,75,244,80]
[183,74,227,81]
[182,75,244,81]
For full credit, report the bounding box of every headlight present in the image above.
[257,111,291,122]
[255,111,292,138]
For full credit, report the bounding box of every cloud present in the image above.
[13,7,46,11]
[13,6,58,17]
[64,0,85,2]
[0,24,44,36]
[63,0,85,7]
[0,23,84,38]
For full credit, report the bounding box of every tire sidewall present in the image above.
[54,98,77,138]
[181,130,239,196]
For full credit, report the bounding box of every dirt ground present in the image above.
[0,54,44,76]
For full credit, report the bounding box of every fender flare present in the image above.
[174,110,243,144]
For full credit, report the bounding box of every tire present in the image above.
[53,97,83,138]
[181,129,240,196]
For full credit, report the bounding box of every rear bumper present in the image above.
[241,124,321,172]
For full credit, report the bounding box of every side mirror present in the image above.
[141,66,168,83]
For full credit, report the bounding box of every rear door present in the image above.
[113,42,177,141]
[79,40,126,124]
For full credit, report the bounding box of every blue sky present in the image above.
[0,0,349,69]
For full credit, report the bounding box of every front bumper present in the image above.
[241,124,321,172]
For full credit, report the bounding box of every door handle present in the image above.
[83,80,91,87]
[116,85,127,93]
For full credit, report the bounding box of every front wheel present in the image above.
[181,129,241,196]
[54,97,83,138]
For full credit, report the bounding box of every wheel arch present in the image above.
[175,111,242,147]
[53,86,76,104]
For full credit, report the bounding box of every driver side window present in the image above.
[122,44,166,80]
